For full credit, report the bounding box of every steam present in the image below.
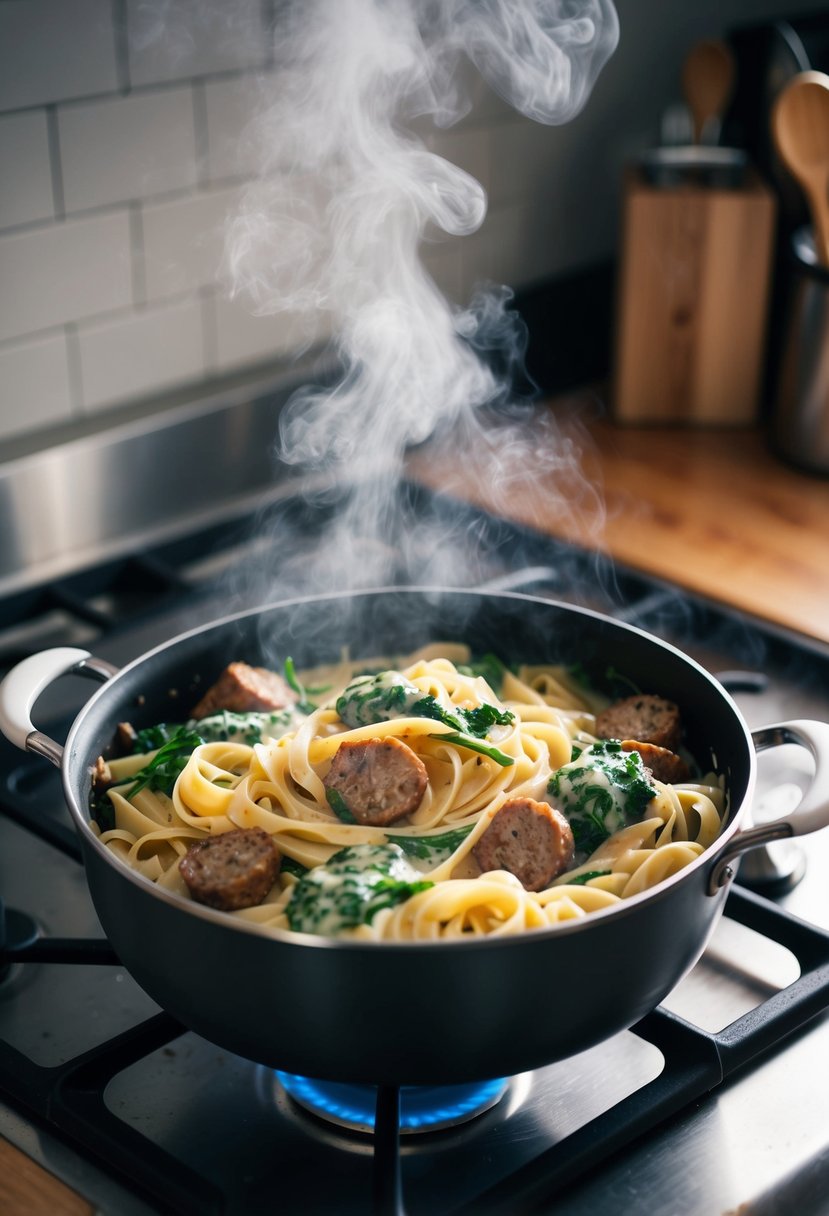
[225,0,618,600]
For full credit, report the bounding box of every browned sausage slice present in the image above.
[621,740,690,784]
[180,826,280,911]
[473,797,575,892]
[190,661,297,721]
[324,737,428,826]
[595,694,682,752]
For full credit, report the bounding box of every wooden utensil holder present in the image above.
[612,168,776,425]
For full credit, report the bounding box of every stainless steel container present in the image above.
[772,227,829,475]
[637,145,748,190]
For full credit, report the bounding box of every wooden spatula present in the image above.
[772,70,829,267]
[681,39,735,145]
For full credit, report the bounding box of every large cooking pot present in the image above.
[2,588,828,1087]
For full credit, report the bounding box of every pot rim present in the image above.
[61,585,755,951]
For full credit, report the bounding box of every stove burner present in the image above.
[276,1071,507,1133]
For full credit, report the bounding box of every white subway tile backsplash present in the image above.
[211,292,330,373]
[0,210,132,344]
[0,331,72,442]
[126,0,268,88]
[77,295,205,412]
[203,74,267,182]
[142,185,240,302]
[0,110,54,230]
[0,0,118,113]
[59,90,198,214]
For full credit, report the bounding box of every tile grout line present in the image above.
[44,105,65,220]
[200,286,219,374]
[261,0,276,69]
[129,203,147,309]
[64,322,85,415]
[110,0,132,94]
[192,80,210,187]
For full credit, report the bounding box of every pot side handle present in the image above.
[709,718,829,893]
[0,647,120,765]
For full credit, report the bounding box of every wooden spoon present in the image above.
[772,70,829,267]
[681,39,735,145]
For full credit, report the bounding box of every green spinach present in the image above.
[548,740,656,856]
[286,844,434,936]
[124,726,205,798]
[335,670,514,767]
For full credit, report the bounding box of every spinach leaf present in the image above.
[286,844,434,936]
[548,740,656,856]
[280,855,309,878]
[604,666,642,698]
[283,656,320,714]
[567,663,641,701]
[436,732,514,767]
[124,726,205,799]
[408,692,513,739]
[335,671,420,727]
[389,823,474,862]
[90,789,115,832]
[326,787,356,823]
[456,653,509,693]
[457,701,514,737]
[188,708,298,745]
[134,722,180,752]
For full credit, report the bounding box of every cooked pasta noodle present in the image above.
[92,646,726,940]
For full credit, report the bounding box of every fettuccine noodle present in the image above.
[93,646,725,940]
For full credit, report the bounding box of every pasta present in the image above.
[91,645,726,941]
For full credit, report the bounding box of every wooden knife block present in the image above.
[612,169,776,425]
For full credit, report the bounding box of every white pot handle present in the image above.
[752,720,829,836]
[708,718,829,893]
[0,647,119,764]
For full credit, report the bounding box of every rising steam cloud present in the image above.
[225,0,618,597]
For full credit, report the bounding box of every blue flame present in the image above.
[276,1072,506,1131]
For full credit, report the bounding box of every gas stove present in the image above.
[1,476,829,1216]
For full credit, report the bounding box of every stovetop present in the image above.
[1,482,829,1216]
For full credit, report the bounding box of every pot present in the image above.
[1,588,828,1086]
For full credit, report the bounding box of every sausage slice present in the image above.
[324,737,428,826]
[595,694,682,752]
[180,826,280,911]
[621,740,690,784]
[473,797,575,892]
[190,661,296,721]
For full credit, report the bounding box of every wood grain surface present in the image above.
[613,171,775,425]
[406,392,829,645]
[0,1137,93,1216]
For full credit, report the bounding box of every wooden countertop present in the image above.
[0,1138,93,1215]
[406,390,829,646]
